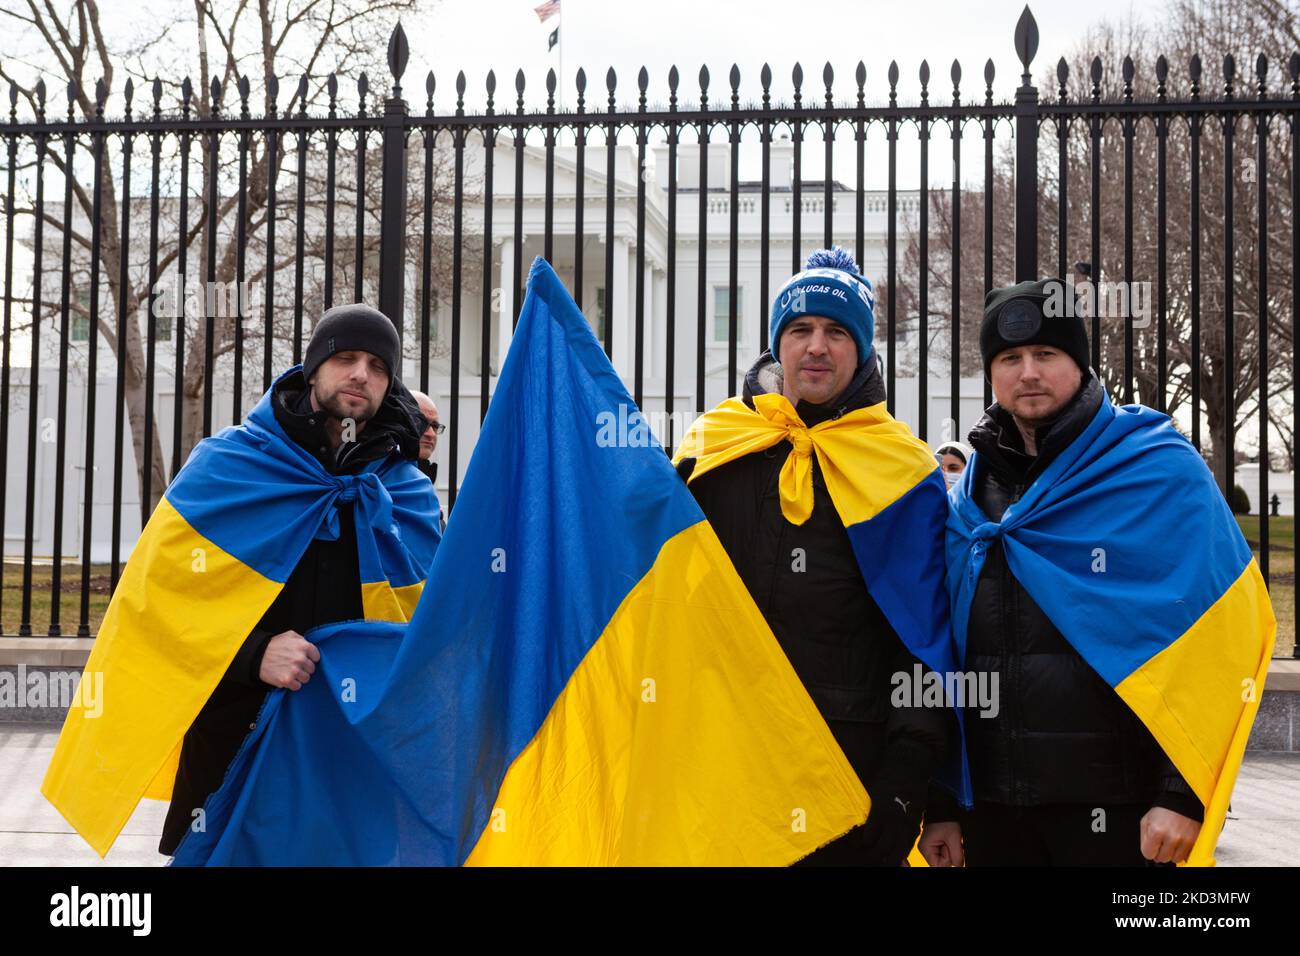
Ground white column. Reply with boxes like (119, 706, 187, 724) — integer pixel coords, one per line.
(611, 237, 631, 380)
(496, 238, 514, 374)
(642, 260, 656, 390)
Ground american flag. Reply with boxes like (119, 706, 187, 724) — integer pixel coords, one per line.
(534, 0, 560, 23)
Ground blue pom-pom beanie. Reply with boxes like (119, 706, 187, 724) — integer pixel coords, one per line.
(769, 246, 876, 364)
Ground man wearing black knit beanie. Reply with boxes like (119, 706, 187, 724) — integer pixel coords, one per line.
(918, 279, 1210, 867)
(157, 302, 436, 858)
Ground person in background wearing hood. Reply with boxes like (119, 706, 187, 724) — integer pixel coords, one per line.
(934, 441, 972, 490)
(673, 247, 958, 866)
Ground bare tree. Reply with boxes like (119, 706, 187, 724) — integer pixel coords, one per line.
(896, 0, 1298, 483)
(0, 0, 470, 518)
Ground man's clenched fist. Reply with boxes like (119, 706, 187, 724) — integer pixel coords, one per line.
(258, 630, 320, 691)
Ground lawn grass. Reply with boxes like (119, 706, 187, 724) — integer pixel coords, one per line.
(1236, 516, 1296, 659)
(2, 523, 1296, 658)
(0, 563, 111, 637)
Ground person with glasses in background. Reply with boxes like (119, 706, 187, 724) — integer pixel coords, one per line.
(409, 389, 447, 533)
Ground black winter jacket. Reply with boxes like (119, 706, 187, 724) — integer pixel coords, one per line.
(677, 352, 953, 864)
(927, 372, 1202, 823)
(159, 371, 427, 855)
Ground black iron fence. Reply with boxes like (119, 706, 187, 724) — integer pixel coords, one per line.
(1, 6, 1298, 652)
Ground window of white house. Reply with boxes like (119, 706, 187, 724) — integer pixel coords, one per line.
(71, 291, 90, 342)
(145, 289, 172, 342)
(155, 308, 173, 341)
(713, 286, 742, 344)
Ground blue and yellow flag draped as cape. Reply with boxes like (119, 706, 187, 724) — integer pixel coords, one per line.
(169, 258, 872, 866)
(947, 393, 1275, 866)
(672, 379, 970, 808)
(41, 368, 441, 858)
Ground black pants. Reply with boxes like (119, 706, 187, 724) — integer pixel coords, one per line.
(961, 802, 1171, 866)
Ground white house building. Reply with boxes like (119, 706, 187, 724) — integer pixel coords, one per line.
(4, 138, 993, 563)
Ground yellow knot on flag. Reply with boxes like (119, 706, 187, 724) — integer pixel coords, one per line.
(674, 389, 941, 530)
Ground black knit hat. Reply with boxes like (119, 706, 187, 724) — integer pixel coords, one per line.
(980, 279, 1091, 379)
(303, 304, 401, 389)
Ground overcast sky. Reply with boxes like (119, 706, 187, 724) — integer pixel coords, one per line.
(404, 0, 1154, 110)
(6, 0, 1158, 109)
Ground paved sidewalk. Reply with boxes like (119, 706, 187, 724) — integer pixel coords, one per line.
(2, 721, 1298, 866)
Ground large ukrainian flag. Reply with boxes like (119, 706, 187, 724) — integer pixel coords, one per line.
(41, 370, 440, 858)
(947, 393, 1276, 866)
(170, 258, 871, 866)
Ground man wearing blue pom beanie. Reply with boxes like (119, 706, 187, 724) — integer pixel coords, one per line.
(674, 247, 959, 866)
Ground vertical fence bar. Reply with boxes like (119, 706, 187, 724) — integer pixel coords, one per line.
(421, 77, 437, 396)
(379, 67, 410, 344)
(1292, 53, 1299, 655)
(324, 75, 339, 311)
(574, 70, 587, 311)
(983, 61, 994, 409)
(887, 62, 899, 415)
(172, 85, 192, 481)
(919, 63, 931, 442)
(951, 62, 963, 434)
(20, 110, 48, 632)
(233, 78, 251, 426)
(1121, 59, 1135, 403)
(143, 84, 162, 531)
(1222, 59, 1236, 499)
(1191, 57, 1203, 451)
(1155, 58, 1169, 413)
(1089, 59, 1102, 375)
(513, 71, 526, 329)
(419, 123, 434, 395)
(666, 69, 679, 448)
(449, 75, 465, 509)
(234, 90, 249, 424)
(1057, 61, 1069, 288)
(80, 84, 107, 637)
(727, 67, 740, 394)
(0, 99, 14, 631)
(354, 74, 368, 305)
(696, 68, 709, 413)
(855, 63, 866, 284)
(479, 102, 495, 420)
(759, 65, 771, 355)
(1013, 10, 1039, 283)
(292, 78, 309, 374)
(544, 70, 556, 263)
(792, 64, 803, 273)
(1255, 59, 1270, 583)
(823, 64, 834, 249)
(51, 97, 77, 634)
(477, 73, 494, 416)
(604, 69, 617, 355)
(636, 68, 649, 406)
(260, 85, 278, 414)
(109, 96, 133, 593)
(202, 85, 219, 439)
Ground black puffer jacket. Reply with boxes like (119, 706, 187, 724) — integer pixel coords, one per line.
(159, 371, 427, 855)
(677, 351, 953, 864)
(929, 372, 1202, 822)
